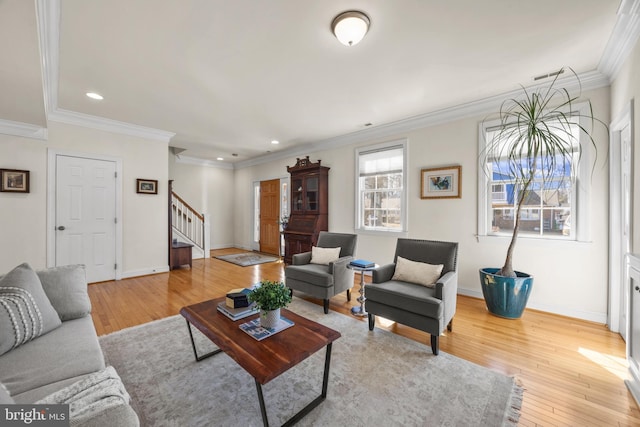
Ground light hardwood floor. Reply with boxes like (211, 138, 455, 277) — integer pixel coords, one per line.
(89, 248, 640, 426)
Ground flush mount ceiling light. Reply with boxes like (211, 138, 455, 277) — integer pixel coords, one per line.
(86, 92, 104, 100)
(271, 140, 279, 145)
(331, 11, 370, 46)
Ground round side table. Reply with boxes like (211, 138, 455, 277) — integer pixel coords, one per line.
(347, 263, 378, 317)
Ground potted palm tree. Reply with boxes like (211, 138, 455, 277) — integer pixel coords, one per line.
(479, 68, 604, 318)
(248, 280, 292, 329)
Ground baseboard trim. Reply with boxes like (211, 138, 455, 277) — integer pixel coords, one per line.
(121, 266, 170, 279)
(457, 287, 607, 324)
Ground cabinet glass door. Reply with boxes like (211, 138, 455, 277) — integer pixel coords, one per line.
(292, 178, 304, 212)
(306, 176, 318, 211)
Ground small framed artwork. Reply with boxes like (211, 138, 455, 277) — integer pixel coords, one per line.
(136, 179, 158, 194)
(420, 166, 461, 199)
(0, 169, 30, 193)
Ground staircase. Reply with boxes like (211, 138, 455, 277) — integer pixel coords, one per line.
(168, 181, 210, 267)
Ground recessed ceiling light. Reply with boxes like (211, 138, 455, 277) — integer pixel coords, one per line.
(217, 157, 224, 161)
(271, 140, 279, 145)
(86, 92, 104, 100)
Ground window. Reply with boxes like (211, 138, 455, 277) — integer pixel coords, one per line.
(478, 104, 593, 241)
(356, 141, 407, 232)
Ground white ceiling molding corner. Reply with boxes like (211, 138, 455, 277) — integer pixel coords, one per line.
(35, 0, 60, 116)
(175, 154, 234, 170)
(36, 0, 174, 144)
(48, 108, 175, 143)
(0, 118, 47, 140)
(598, 0, 640, 79)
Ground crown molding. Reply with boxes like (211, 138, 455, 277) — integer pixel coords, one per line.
(0, 119, 48, 140)
(598, 0, 640, 79)
(35, 0, 59, 115)
(48, 108, 175, 142)
(36, 0, 174, 143)
(175, 154, 234, 170)
(235, 69, 610, 169)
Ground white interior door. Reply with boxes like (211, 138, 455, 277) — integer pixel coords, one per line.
(55, 155, 117, 283)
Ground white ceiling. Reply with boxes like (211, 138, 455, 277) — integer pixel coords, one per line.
(0, 0, 629, 165)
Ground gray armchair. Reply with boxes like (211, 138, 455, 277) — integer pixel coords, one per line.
(366, 239, 458, 355)
(284, 231, 358, 314)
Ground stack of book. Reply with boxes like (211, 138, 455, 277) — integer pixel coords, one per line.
(217, 301, 257, 321)
(350, 259, 375, 268)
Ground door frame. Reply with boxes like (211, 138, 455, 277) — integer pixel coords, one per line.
(609, 100, 634, 334)
(47, 149, 123, 280)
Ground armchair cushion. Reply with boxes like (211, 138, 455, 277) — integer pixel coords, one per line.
(392, 256, 443, 288)
(310, 246, 341, 265)
(366, 280, 443, 319)
(285, 264, 334, 287)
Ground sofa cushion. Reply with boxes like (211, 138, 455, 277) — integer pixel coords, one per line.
(37, 264, 91, 321)
(392, 256, 443, 288)
(310, 246, 341, 265)
(0, 263, 62, 356)
(0, 382, 13, 404)
(0, 316, 105, 397)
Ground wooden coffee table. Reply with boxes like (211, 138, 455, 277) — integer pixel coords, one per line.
(179, 297, 341, 426)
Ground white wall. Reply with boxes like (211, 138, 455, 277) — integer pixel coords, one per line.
(611, 37, 640, 254)
(234, 86, 611, 322)
(168, 155, 235, 249)
(0, 121, 168, 278)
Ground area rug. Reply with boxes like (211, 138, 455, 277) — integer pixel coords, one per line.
(214, 252, 278, 267)
(99, 298, 522, 427)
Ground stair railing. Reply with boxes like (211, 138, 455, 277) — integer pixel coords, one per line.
(171, 191, 205, 251)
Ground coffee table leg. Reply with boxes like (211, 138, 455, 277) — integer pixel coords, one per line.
(185, 320, 222, 362)
(254, 343, 332, 427)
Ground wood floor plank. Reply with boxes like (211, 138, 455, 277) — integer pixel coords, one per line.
(88, 249, 640, 426)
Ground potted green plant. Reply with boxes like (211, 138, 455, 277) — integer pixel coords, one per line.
(248, 280, 292, 328)
(479, 68, 605, 318)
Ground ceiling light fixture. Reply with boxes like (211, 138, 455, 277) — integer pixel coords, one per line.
(271, 140, 279, 145)
(217, 157, 224, 161)
(86, 92, 104, 100)
(332, 11, 370, 47)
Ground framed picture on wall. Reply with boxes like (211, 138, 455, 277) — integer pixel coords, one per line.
(0, 169, 30, 193)
(420, 166, 461, 199)
(136, 178, 158, 194)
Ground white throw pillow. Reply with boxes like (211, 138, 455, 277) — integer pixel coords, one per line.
(310, 246, 341, 265)
(392, 256, 444, 288)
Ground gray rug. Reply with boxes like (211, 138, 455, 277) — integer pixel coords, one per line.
(99, 298, 522, 427)
(214, 252, 279, 266)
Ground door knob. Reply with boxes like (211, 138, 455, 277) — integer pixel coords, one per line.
(635, 286, 640, 292)
(57, 226, 66, 231)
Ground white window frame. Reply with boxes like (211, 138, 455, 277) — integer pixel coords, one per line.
(355, 140, 408, 234)
(477, 102, 593, 242)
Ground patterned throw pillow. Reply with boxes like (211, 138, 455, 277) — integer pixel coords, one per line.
(0, 263, 62, 356)
(392, 256, 444, 288)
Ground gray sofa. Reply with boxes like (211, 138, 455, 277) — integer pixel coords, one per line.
(0, 263, 138, 426)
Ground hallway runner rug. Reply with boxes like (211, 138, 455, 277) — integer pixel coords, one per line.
(214, 252, 278, 267)
(100, 297, 522, 426)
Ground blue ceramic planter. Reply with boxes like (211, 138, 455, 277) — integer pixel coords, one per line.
(479, 268, 533, 319)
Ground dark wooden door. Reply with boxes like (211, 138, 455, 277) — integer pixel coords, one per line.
(259, 179, 280, 255)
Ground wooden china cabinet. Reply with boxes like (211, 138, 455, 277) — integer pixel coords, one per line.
(283, 157, 329, 264)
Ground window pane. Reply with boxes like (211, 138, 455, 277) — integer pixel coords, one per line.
(357, 143, 405, 231)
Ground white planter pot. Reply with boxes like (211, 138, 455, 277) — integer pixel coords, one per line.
(260, 308, 280, 329)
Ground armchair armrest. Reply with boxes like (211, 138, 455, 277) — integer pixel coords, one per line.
(292, 251, 312, 265)
(435, 270, 458, 326)
(330, 255, 355, 293)
(372, 263, 395, 283)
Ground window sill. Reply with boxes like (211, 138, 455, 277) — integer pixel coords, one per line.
(476, 234, 592, 246)
(356, 228, 408, 238)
